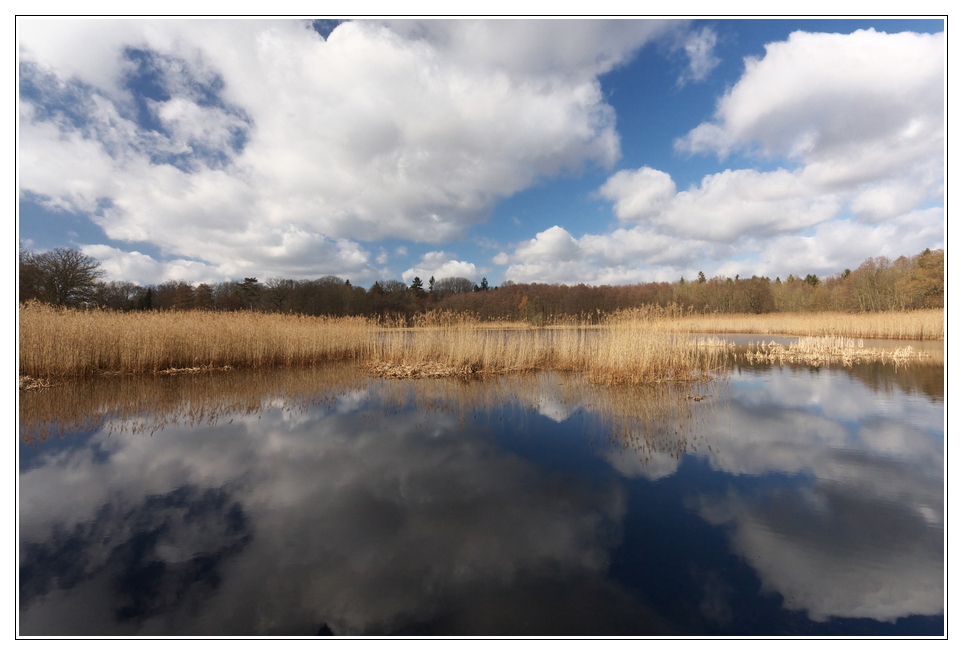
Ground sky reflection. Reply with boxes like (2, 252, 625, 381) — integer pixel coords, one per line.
(19, 361, 943, 635)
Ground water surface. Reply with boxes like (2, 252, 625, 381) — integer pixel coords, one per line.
(19, 358, 944, 636)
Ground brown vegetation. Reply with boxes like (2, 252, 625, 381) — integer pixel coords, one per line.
(19, 302, 723, 384)
(364, 319, 727, 385)
(18, 301, 372, 378)
(19, 301, 942, 385)
(652, 309, 944, 340)
(744, 336, 933, 367)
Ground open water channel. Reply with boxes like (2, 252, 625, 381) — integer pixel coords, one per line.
(18, 347, 945, 636)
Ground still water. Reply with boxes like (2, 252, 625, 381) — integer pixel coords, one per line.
(19, 357, 944, 636)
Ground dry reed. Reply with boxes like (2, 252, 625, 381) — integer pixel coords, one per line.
(744, 336, 933, 367)
(363, 322, 727, 384)
(20, 303, 727, 385)
(652, 309, 943, 340)
(19, 302, 939, 384)
(19, 302, 372, 378)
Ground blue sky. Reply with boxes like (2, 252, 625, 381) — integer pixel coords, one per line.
(18, 18, 945, 287)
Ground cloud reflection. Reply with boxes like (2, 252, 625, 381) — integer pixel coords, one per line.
(20, 386, 661, 635)
(689, 365, 943, 623)
(18, 361, 943, 632)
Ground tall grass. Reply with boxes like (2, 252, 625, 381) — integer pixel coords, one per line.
(652, 309, 944, 340)
(20, 303, 724, 384)
(744, 336, 934, 367)
(19, 302, 372, 377)
(20, 303, 940, 383)
(364, 306, 727, 384)
(365, 325, 722, 384)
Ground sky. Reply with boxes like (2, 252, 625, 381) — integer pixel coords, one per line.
(17, 17, 946, 288)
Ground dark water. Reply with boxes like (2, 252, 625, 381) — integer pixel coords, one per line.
(18, 359, 944, 636)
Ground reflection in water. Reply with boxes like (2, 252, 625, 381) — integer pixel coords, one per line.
(19, 365, 708, 466)
(688, 363, 943, 625)
(19, 359, 943, 635)
(731, 358, 944, 402)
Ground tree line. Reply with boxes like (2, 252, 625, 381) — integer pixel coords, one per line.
(19, 245, 943, 320)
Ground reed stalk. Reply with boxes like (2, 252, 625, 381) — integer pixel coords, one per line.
(19, 302, 940, 384)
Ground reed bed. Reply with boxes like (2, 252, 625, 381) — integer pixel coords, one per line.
(19, 302, 373, 378)
(21, 303, 727, 385)
(744, 336, 933, 367)
(364, 322, 727, 385)
(21, 303, 936, 384)
(650, 309, 944, 340)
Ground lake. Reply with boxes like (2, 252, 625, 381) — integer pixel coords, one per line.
(18, 352, 945, 636)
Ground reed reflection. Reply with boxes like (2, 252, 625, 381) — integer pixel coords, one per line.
(730, 357, 944, 402)
(20, 365, 710, 468)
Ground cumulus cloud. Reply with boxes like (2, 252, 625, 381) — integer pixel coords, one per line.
(504, 28, 944, 283)
(402, 250, 481, 283)
(499, 224, 731, 285)
(677, 29, 944, 165)
(598, 166, 676, 221)
(18, 19, 672, 283)
(81, 244, 226, 285)
(386, 19, 672, 80)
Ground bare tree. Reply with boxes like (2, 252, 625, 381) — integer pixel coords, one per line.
(432, 277, 475, 298)
(92, 280, 145, 310)
(378, 279, 408, 293)
(20, 247, 103, 306)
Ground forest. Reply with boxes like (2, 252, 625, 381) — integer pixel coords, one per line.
(19, 246, 944, 323)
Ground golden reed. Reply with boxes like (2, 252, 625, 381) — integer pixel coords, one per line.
(19, 302, 373, 377)
(19, 303, 941, 383)
(19, 303, 723, 384)
(653, 309, 944, 340)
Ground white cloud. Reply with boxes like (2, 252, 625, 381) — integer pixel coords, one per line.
(82, 230, 377, 285)
(501, 28, 944, 284)
(678, 26, 720, 84)
(19, 19, 672, 281)
(402, 250, 480, 283)
(611, 29, 942, 238)
(499, 204, 942, 285)
(385, 19, 674, 80)
(755, 207, 944, 277)
(501, 224, 729, 285)
(676, 28, 944, 172)
(601, 166, 842, 241)
(598, 166, 676, 221)
(81, 244, 226, 285)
